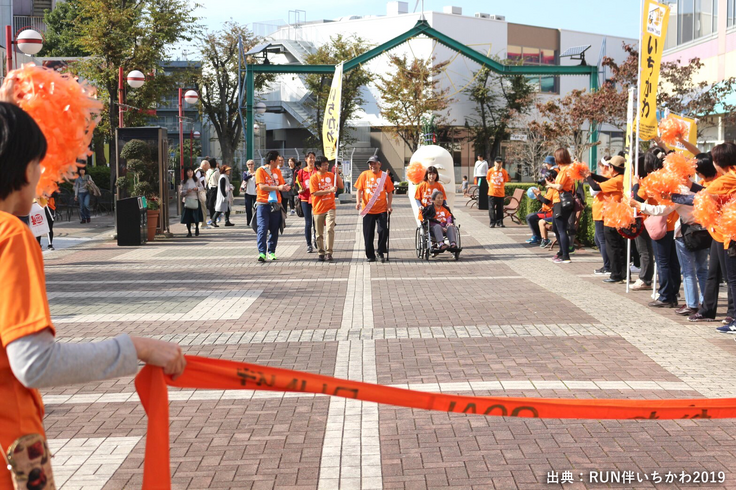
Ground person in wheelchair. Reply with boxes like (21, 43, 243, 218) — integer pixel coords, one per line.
(421, 190, 458, 251)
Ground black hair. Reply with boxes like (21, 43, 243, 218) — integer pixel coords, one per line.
(183, 167, 195, 179)
(712, 142, 736, 169)
(463, 175, 467, 179)
(306, 151, 316, 158)
(695, 152, 717, 178)
(644, 147, 665, 174)
(423, 165, 439, 182)
(636, 154, 648, 179)
(315, 155, 329, 166)
(494, 157, 504, 163)
(617, 151, 626, 158)
(266, 150, 280, 165)
(545, 169, 558, 182)
(0, 102, 48, 200)
(207, 157, 218, 167)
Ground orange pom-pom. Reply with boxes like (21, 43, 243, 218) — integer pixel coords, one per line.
(717, 198, 736, 241)
(568, 161, 589, 181)
(659, 117, 689, 146)
(406, 161, 426, 185)
(638, 168, 683, 205)
(663, 152, 696, 180)
(692, 191, 720, 229)
(602, 197, 635, 229)
(11, 63, 103, 197)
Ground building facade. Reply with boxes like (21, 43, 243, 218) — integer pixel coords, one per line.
(662, 0, 736, 148)
(253, 3, 635, 181)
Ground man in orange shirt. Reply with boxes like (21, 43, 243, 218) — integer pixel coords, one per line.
(487, 157, 510, 228)
(255, 150, 289, 262)
(310, 156, 343, 262)
(0, 101, 185, 489)
(355, 156, 395, 263)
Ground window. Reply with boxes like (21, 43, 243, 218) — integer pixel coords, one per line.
(729, 0, 736, 27)
(507, 46, 558, 94)
(671, 0, 719, 46)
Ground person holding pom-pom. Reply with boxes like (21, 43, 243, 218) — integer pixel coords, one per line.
(585, 156, 627, 283)
(545, 148, 575, 264)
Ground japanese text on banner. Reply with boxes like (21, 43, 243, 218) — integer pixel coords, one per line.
(638, 0, 670, 140)
(322, 62, 343, 161)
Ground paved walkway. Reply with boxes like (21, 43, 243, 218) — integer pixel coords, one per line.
(40, 195, 736, 489)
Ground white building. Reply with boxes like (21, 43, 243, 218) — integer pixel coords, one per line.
(252, 3, 636, 181)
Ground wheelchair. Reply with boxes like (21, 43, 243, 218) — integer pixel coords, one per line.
(414, 218, 462, 261)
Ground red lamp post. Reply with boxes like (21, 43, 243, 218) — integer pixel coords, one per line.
(178, 89, 199, 182)
(119, 69, 145, 128)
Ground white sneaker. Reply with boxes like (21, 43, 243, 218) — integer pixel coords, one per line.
(290, 210, 296, 215)
(630, 279, 652, 291)
(630, 265, 641, 274)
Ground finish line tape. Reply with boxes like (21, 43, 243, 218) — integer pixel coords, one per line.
(135, 356, 731, 489)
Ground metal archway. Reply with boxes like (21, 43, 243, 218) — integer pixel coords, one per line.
(238, 19, 599, 164)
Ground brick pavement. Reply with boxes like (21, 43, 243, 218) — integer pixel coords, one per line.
(36, 195, 736, 489)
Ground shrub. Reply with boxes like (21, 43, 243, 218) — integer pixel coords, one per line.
(86, 165, 111, 190)
(231, 179, 241, 197)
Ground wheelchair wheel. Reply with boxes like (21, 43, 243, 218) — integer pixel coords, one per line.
(414, 227, 423, 259)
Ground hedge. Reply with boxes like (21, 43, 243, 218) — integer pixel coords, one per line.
(503, 183, 596, 247)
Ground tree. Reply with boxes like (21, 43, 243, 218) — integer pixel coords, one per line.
(504, 104, 552, 179)
(375, 54, 453, 154)
(40, 0, 90, 57)
(197, 22, 272, 166)
(53, 0, 198, 165)
(533, 89, 600, 162)
(464, 65, 534, 159)
(304, 35, 374, 152)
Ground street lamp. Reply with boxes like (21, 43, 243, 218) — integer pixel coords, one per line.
(118, 68, 145, 128)
(255, 101, 267, 114)
(5, 27, 43, 74)
(178, 88, 199, 183)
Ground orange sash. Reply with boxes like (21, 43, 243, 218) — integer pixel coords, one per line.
(135, 356, 735, 488)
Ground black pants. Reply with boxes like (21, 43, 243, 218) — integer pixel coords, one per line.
(489, 196, 505, 225)
(245, 194, 256, 226)
(212, 210, 230, 223)
(604, 226, 626, 280)
(552, 207, 572, 260)
(363, 212, 388, 259)
(634, 228, 654, 284)
(206, 187, 217, 219)
(700, 240, 734, 318)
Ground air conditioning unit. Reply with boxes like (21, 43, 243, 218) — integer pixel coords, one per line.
(488, 14, 506, 21)
(475, 13, 491, 19)
(443, 6, 462, 15)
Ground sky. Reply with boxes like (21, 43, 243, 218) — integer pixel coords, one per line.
(189, 0, 641, 42)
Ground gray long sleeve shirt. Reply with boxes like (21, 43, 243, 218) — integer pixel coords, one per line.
(7, 329, 138, 389)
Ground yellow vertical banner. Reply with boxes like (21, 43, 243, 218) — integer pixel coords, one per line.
(322, 62, 344, 161)
(667, 113, 698, 157)
(638, 0, 670, 140)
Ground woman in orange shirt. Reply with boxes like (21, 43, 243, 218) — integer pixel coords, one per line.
(545, 148, 575, 263)
(0, 101, 185, 489)
(414, 166, 447, 208)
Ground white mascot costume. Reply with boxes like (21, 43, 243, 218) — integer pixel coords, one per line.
(405, 145, 456, 226)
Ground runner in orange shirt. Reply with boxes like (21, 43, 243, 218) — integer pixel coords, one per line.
(310, 156, 343, 262)
(0, 101, 185, 489)
(486, 157, 510, 227)
(355, 156, 394, 263)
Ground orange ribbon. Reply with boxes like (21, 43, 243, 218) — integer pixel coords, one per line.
(135, 356, 735, 489)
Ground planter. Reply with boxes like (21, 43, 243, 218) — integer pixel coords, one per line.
(146, 209, 159, 242)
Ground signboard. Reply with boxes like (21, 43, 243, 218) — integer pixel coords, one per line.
(668, 113, 698, 157)
(510, 133, 528, 142)
(322, 62, 344, 161)
(637, 0, 670, 140)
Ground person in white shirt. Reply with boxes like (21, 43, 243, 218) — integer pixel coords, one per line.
(473, 155, 488, 185)
(195, 160, 210, 229)
(205, 158, 220, 224)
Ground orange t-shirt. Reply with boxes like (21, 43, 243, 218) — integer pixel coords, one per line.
(541, 188, 557, 213)
(704, 171, 736, 244)
(486, 168, 510, 197)
(0, 211, 55, 485)
(310, 171, 337, 215)
(255, 167, 285, 203)
(432, 205, 452, 225)
(355, 170, 395, 215)
(592, 174, 624, 222)
(552, 165, 574, 203)
(414, 181, 447, 207)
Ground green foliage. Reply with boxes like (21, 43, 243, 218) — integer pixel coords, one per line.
(86, 166, 111, 190)
(375, 55, 453, 154)
(304, 35, 374, 151)
(40, 0, 90, 57)
(465, 66, 534, 158)
(394, 182, 409, 194)
(198, 22, 272, 165)
(231, 179, 241, 197)
(118, 139, 160, 205)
